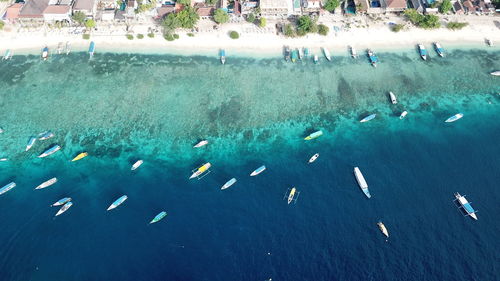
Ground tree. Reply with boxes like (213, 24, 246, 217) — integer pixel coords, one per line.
(84, 19, 96, 29)
(391, 23, 404, 32)
(284, 24, 296, 37)
(214, 8, 229, 24)
(318, 24, 329, 36)
(420, 14, 440, 29)
(72, 11, 86, 25)
(439, 0, 452, 13)
(447, 21, 468, 30)
(177, 0, 190, 5)
(176, 7, 199, 28)
(404, 9, 423, 25)
(323, 0, 340, 12)
(229, 31, 239, 39)
(297, 15, 317, 34)
(163, 12, 181, 32)
(0, 20, 4, 30)
(259, 17, 266, 28)
(247, 13, 255, 23)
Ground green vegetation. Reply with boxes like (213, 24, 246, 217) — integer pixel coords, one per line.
(126, 34, 134, 40)
(147, 32, 155, 38)
(247, 13, 255, 23)
(72, 11, 86, 25)
(137, 0, 157, 13)
(164, 33, 175, 41)
(82, 33, 90, 40)
(137, 33, 144, 39)
(162, 7, 199, 34)
(0, 20, 4, 30)
(392, 23, 404, 32)
(493, 0, 500, 9)
(259, 18, 267, 28)
(205, 0, 217, 4)
(284, 23, 296, 37)
(177, 0, 190, 5)
(173, 34, 179, 39)
(323, 0, 340, 12)
(439, 0, 452, 13)
(84, 19, 96, 29)
(447, 21, 468, 30)
(297, 15, 318, 35)
(404, 9, 440, 29)
(229, 31, 239, 39)
(214, 8, 229, 24)
(318, 24, 329, 36)
(187, 32, 195, 37)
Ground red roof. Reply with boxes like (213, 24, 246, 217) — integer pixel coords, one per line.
(6, 3, 23, 19)
(195, 6, 214, 16)
(43, 5, 71, 14)
(385, 0, 406, 9)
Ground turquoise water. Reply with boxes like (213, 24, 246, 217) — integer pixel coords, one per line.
(0, 47, 499, 280)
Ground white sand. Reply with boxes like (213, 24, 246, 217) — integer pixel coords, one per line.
(1, 15, 499, 56)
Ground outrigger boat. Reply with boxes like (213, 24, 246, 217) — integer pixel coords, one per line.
(88, 41, 95, 58)
(434, 42, 445, 57)
(349, 46, 358, 58)
(219, 49, 226, 65)
(284, 46, 291, 62)
(418, 44, 427, 60)
(250, 165, 266, 176)
(308, 153, 319, 163)
(377, 222, 389, 238)
(354, 167, 371, 198)
(190, 162, 211, 179)
(26, 137, 37, 151)
(490, 71, 500, 76)
(389, 91, 397, 104)
(131, 160, 143, 170)
(57, 42, 63, 54)
(150, 211, 167, 224)
(313, 55, 319, 64)
(55, 202, 73, 216)
(51, 197, 71, 207)
(291, 49, 299, 63)
(38, 145, 61, 158)
(0, 182, 16, 195)
(41, 46, 49, 61)
(360, 114, 376, 123)
(322, 47, 331, 61)
(298, 48, 304, 60)
(3, 49, 12, 60)
(304, 130, 323, 140)
(485, 38, 493, 47)
(38, 131, 54, 140)
(65, 41, 71, 55)
(445, 113, 463, 123)
(0, 158, 7, 161)
(367, 49, 378, 67)
(284, 187, 300, 204)
(72, 152, 88, 162)
(454, 192, 478, 220)
(107, 195, 128, 211)
(399, 111, 408, 119)
(221, 178, 237, 190)
(304, 48, 310, 57)
(194, 140, 208, 148)
(35, 177, 57, 190)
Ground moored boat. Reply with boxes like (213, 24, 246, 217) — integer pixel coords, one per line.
(107, 195, 128, 211)
(194, 140, 208, 148)
(485, 38, 493, 47)
(26, 137, 37, 151)
(221, 178, 237, 190)
(399, 111, 408, 119)
(55, 202, 73, 216)
(490, 71, 500, 76)
(88, 41, 95, 58)
(0, 182, 16, 195)
(284, 187, 300, 204)
(389, 91, 397, 104)
(308, 153, 319, 163)
(354, 167, 371, 198)
(131, 160, 144, 170)
(434, 42, 444, 57)
(0, 158, 7, 161)
(65, 41, 71, 55)
(3, 49, 12, 60)
(250, 165, 266, 176)
(367, 49, 378, 67)
(304, 130, 323, 140)
(313, 55, 319, 64)
(38, 131, 54, 140)
(57, 42, 63, 54)
(291, 49, 299, 63)
(284, 46, 291, 62)
(298, 48, 304, 60)
(38, 145, 61, 158)
(219, 49, 226, 65)
(51, 197, 71, 207)
(360, 114, 376, 123)
(445, 113, 463, 123)
(377, 222, 389, 238)
(150, 211, 167, 224)
(72, 152, 88, 162)
(304, 48, 310, 57)
(350, 46, 357, 58)
(454, 192, 477, 220)
(190, 162, 211, 179)
(41, 47, 49, 60)
(418, 44, 427, 60)
(322, 47, 331, 61)
(35, 177, 57, 190)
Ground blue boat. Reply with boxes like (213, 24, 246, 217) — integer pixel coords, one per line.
(0, 182, 16, 195)
(51, 197, 72, 207)
(434, 42, 444, 57)
(304, 48, 310, 57)
(107, 195, 128, 211)
(367, 49, 378, 67)
(3, 49, 12, 60)
(291, 49, 299, 63)
(38, 145, 61, 158)
(150, 211, 168, 224)
(250, 165, 266, 176)
(219, 49, 226, 65)
(38, 131, 54, 140)
(360, 114, 376, 123)
(454, 192, 477, 220)
(89, 41, 95, 58)
(41, 47, 49, 60)
(418, 44, 427, 60)
(221, 178, 237, 190)
(26, 136, 37, 151)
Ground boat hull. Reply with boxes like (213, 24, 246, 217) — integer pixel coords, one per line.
(131, 160, 144, 170)
(55, 202, 73, 216)
(107, 195, 128, 211)
(250, 165, 266, 176)
(221, 178, 237, 190)
(354, 167, 371, 198)
(38, 145, 61, 158)
(150, 211, 167, 224)
(0, 182, 16, 195)
(360, 114, 376, 123)
(35, 178, 57, 190)
(445, 113, 464, 123)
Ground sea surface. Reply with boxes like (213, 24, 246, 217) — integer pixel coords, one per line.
(0, 46, 499, 281)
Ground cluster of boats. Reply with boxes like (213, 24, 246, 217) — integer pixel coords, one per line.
(38, 41, 95, 61)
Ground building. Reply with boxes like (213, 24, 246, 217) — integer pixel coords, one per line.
(18, 0, 51, 20)
(4, 3, 24, 23)
(385, 0, 407, 12)
(354, 0, 368, 13)
(73, 0, 96, 17)
(410, 0, 425, 12)
(302, 0, 321, 13)
(452, 0, 465, 14)
(194, 3, 214, 18)
(43, 4, 72, 21)
(155, 4, 175, 19)
(259, 0, 293, 17)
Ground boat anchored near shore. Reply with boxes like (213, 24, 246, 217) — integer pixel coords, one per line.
(190, 162, 211, 179)
(445, 113, 463, 123)
(250, 165, 266, 176)
(194, 140, 208, 148)
(150, 211, 167, 224)
(304, 130, 323, 140)
(38, 145, 61, 158)
(131, 160, 143, 170)
(389, 91, 397, 104)
(72, 152, 88, 162)
(322, 47, 331, 61)
(490, 71, 500, 76)
(284, 187, 300, 204)
(107, 195, 128, 211)
(308, 153, 319, 163)
(0, 182, 16, 195)
(454, 192, 477, 220)
(354, 167, 371, 198)
(418, 44, 427, 60)
(360, 114, 376, 123)
(51, 197, 71, 207)
(434, 42, 445, 57)
(377, 222, 389, 239)
(221, 178, 237, 190)
(35, 177, 57, 190)
(55, 202, 73, 216)
(26, 137, 37, 151)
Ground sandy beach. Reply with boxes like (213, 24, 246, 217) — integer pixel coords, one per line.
(1, 14, 499, 56)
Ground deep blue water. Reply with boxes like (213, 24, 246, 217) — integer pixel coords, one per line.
(0, 47, 499, 280)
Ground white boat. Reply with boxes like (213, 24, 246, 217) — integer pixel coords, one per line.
(486, 38, 493, 47)
(349, 46, 357, 58)
(0, 182, 16, 195)
(354, 167, 371, 198)
(313, 55, 319, 64)
(454, 192, 478, 220)
(65, 41, 71, 55)
(221, 178, 237, 190)
(360, 114, 376, 123)
(322, 47, 331, 61)
(51, 197, 71, 207)
(26, 137, 37, 151)
(107, 195, 128, 211)
(284, 187, 300, 204)
(131, 160, 143, 170)
(434, 42, 445, 57)
(418, 44, 427, 60)
(55, 202, 73, 216)
(38, 131, 54, 140)
(0, 158, 7, 161)
(0, 127, 3, 133)
(3, 49, 12, 60)
(35, 177, 57, 190)
(399, 111, 408, 119)
(445, 113, 463, 123)
(41, 47, 49, 61)
(308, 153, 319, 163)
(377, 222, 389, 238)
(194, 140, 208, 148)
(189, 162, 211, 179)
(298, 48, 304, 60)
(389, 92, 397, 104)
(250, 165, 266, 176)
(490, 71, 500, 76)
(57, 42, 63, 55)
(38, 145, 61, 158)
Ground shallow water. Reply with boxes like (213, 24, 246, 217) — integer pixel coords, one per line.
(0, 46, 499, 281)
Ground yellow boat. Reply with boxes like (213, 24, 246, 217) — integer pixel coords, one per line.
(71, 152, 88, 162)
(189, 162, 211, 179)
(304, 130, 323, 140)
